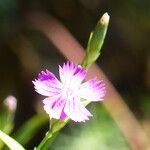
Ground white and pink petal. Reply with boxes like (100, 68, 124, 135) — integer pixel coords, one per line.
(64, 97, 92, 122)
(33, 70, 61, 96)
(79, 78, 106, 101)
(59, 61, 87, 87)
(43, 97, 66, 119)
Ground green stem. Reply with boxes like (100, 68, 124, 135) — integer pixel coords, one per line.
(34, 119, 68, 150)
(34, 131, 52, 150)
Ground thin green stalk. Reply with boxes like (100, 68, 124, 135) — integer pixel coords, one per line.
(34, 131, 52, 150)
(34, 118, 69, 150)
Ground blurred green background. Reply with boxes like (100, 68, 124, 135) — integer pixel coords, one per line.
(0, 0, 150, 149)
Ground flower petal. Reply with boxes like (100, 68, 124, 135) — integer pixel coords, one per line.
(64, 97, 92, 122)
(43, 97, 66, 119)
(79, 78, 106, 101)
(59, 61, 87, 87)
(33, 70, 61, 96)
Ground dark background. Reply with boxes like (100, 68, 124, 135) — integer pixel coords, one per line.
(0, 0, 150, 149)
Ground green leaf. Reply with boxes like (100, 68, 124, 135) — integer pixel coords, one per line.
(82, 13, 110, 68)
(13, 113, 48, 146)
(0, 109, 14, 149)
(0, 130, 25, 150)
(0, 96, 17, 149)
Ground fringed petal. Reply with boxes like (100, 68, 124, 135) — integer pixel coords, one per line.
(64, 97, 92, 122)
(59, 61, 87, 88)
(79, 78, 106, 101)
(33, 70, 61, 96)
(43, 97, 66, 119)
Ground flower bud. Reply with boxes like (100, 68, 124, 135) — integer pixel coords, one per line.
(4, 95, 17, 112)
(82, 12, 110, 68)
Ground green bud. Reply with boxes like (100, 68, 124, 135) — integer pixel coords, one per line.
(82, 13, 110, 68)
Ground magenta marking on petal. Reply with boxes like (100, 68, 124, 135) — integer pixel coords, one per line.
(43, 97, 66, 120)
(38, 70, 57, 81)
(60, 110, 67, 119)
(33, 69, 62, 96)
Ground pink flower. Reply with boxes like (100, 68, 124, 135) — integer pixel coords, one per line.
(33, 61, 106, 122)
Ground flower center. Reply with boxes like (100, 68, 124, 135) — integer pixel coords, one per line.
(62, 86, 78, 99)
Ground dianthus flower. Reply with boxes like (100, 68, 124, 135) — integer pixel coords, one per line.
(33, 61, 106, 122)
